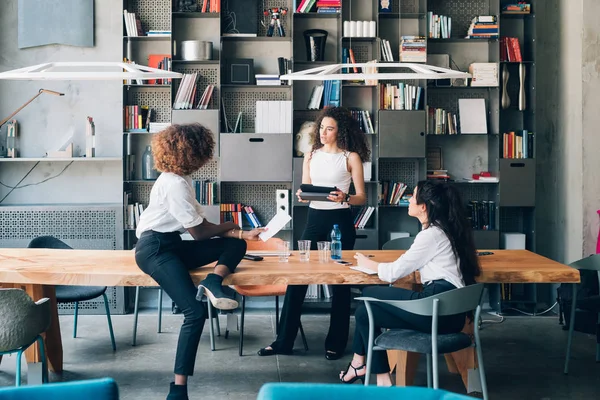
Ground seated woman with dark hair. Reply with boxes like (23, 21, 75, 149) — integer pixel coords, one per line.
(338, 180, 481, 387)
(134, 123, 265, 400)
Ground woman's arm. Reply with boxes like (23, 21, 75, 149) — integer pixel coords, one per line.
(187, 221, 266, 241)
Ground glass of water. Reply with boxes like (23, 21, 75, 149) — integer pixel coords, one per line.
(298, 240, 311, 262)
(278, 241, 290, 263)
(317, 241, 331, 263)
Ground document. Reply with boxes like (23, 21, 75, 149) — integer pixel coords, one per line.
(350, 266, 378, 275)
(258, 210, 292, 242)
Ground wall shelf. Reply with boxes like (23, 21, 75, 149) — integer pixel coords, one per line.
(172, 12, 220, 18)
(0, 157, 122, 162)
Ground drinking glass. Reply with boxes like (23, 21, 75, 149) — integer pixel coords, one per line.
(298, 240, 311, 262)
(278, 241, 290, 263)
(317, 241, 331, 263)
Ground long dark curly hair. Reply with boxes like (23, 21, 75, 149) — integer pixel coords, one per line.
(415, 180, 481, 285)
(311, 107, 371, 162)
(152, 123, 215, 176)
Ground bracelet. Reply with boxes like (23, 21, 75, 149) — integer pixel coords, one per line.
(238, 229, 243, 240)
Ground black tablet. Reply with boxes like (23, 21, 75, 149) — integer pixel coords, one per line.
(299, 184, 337, 202)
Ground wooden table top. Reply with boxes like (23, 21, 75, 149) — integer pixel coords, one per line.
(0, 248, 579, 287)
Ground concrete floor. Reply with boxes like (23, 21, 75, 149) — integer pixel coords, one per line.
(0, 310, 598, 399)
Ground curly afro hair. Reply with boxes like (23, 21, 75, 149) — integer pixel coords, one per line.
(151, 123, 215, 176)
(311, 107, 371, 162)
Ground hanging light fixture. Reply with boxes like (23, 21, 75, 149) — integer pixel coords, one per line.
(0, 62, 182, 81)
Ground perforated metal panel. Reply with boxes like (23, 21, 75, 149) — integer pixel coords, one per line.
(221, 89, 291, 132)
(378, 160, 418, 188)
(428, 0, 491, 37)
(455, 183, 497, 202)
(190, 159, 220, 181)
(173, 65, 220, 110)
(345, 43, 372, 63)
(392, 0, 420, 13)
(129, 91, 171, 123)
(0, 205, 126, 315)
(129, 0, 171, 32)
(221, 182, 291, 224)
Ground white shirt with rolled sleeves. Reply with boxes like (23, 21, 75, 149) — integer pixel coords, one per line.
(377, 225, 465, 289)
(135, 172, 205, 238)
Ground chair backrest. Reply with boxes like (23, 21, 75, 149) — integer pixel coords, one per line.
(28, 236, 72, 250)
(570, 254, 600, 272)
(0, 289, 51, 352)
(382, 237, 415, 250)
(246, 237, 282, 251)
(257, 382, 473, 399)
(0, 377, 119, 399)
(357, 283, 484, 317)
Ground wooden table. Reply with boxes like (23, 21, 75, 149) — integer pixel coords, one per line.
(0, 248, 579, 388)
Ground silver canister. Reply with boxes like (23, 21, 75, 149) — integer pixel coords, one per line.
(180, 40, 212, 61)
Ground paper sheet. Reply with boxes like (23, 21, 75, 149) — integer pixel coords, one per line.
(258, 210, 292, 241)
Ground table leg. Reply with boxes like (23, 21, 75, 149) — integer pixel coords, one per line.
(389, 350, 421, 386)
(22, 284, 63, 373)
(444, 317, 477, 389)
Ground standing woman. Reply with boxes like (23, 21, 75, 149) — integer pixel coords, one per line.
(258, 106, 371, 360)
(134, 124, 265, 400)
(338, 180, 480, 386)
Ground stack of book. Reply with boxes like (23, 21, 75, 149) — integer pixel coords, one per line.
(502, 130, 534, 159)
(469, 63, 498, 87)
(467, 16, 498, 39)
(380, 83, 424, 110)
(123, 10, 143, 36)
(220, 204, 263, 229)
(173, 73, 199, 110)
(502, 3, 531, 14)
(399, 36, 426, 62)
(306, 80, 340, 110)
(427, 107, 458, 135)
(427, 13, 452, 38)
(468, 200, 496, 230)
(255, 74, 281, 86)
(193, 180, 218, 205)
(316, 0, 340, 13)
(200, 0, 220, 13)
(349, 109, 375, 134)
(353, 206, 375, 229)
(427, 170, 451, 180)
(380, 39, 394, 61)
(500, 37, 523, 62)
(380, 181, 408, 206)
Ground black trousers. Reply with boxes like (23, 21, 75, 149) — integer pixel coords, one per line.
(271, 207, 356, 353)
(353, 280, 466, 374)
(134, 230, 246, 376)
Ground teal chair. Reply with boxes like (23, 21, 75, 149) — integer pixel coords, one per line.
(359, 283, 488, 400)
(563, 254, 600, 374)
(0, 289, 51, 386)
(0, 377, 119, 399)
(382, 237, 415, 250)
(257, 383, 473, 399)
(27, 236, 116, 352)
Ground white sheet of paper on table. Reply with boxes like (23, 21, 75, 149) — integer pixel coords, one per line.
(258, 210, 292, 241)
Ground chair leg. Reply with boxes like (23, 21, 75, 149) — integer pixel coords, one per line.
(132, 286, 140, 346)
(207, 300, 215, 351)
(432, 351, 439, 389)
(37, 336, 48, 383)
(564, 284, 578, 374)
(73, 301, 79, 338)
(299, 321, 309, 351)
(215, 309, 221, 337)
(239, 296, 246, 356)
(426, 354, 432, 388)
(475, 344, 489, 400)
(157, 288, 163, 333)
(102, 293, 117, 352)
(275, 296, 280, 335)
(15, 349, 23, 386)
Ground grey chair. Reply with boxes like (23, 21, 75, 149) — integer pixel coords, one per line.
(563, 254, 600, 374)
(358, 283, 488, 400)
(0, 288, 51, 386)
(27, 236, 116, 352)
(382, 237, 415, 250)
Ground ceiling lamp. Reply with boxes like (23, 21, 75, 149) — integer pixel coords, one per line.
(280, 62, 470, 82)
(0, 62, 182, 81)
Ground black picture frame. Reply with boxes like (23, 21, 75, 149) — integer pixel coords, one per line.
(223, 58, 255, 85)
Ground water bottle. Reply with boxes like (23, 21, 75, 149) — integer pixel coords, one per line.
(142, 145, 159, 180)
(330, 224, 342, 260)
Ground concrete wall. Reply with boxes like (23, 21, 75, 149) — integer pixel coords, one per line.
(0, 0, 122, 205)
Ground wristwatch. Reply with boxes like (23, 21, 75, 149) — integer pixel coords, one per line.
(343, 193, 351, 204)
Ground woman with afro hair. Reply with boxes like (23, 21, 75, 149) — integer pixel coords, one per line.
(258, 106, 370, 361)
(134, 124, 264, 400)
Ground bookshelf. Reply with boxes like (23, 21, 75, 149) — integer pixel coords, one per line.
(120, 0, 538, 310)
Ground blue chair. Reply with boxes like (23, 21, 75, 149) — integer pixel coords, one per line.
(27, 236, 116, 352)
(0, 289, 51, 386)
(257, 383, 473, 399)
(563, 254, 600, 374)
(359, 283, 488, 399)
(0, 377, 119, 399)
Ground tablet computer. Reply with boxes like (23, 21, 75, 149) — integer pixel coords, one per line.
(299, 184, 337, 202)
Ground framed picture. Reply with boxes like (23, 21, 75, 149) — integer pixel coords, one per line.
(223, 58, 255, 85)
(379, 0, 392, 13)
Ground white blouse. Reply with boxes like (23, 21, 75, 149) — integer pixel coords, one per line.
(378, 225, 465, 289)
(136, 172, 205, 238)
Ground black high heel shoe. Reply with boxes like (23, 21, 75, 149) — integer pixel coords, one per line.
(325, 350, 343, 360)
(340, 362, 366, 384)
(257, 346, 293, 356)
